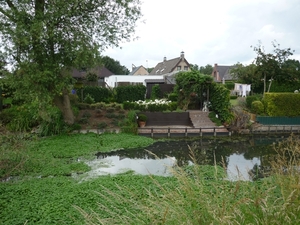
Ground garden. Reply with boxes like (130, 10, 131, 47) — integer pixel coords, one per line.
(1, 70, 300, 224)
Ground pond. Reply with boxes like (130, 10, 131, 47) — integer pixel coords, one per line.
(80, 135, 290, 181)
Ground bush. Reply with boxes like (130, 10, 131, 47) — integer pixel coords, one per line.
(83, 93, 95, 104)
(168, 93, 178, 102)
(97, 122, 108, 129)
(251, 100, 264, 115)
(151, 84, 161, 99)
(246, 95, 262, 109)
(115, 85, 146, 103)
(137, 113, 147, 122)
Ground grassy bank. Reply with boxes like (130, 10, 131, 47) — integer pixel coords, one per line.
(1, 133, 300, 224)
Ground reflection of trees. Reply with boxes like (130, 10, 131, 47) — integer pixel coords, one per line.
(95, 137, 282, 170)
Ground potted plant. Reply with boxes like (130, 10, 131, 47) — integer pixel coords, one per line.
(137, 113, 147, 127)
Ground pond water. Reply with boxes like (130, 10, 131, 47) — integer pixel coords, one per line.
(81, 135, 290, 181)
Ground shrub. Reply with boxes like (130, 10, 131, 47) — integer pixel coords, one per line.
(230, 95, 238, 99)
(168, 93, 178, 102)
(106, 107, 115, 113)
(115, 85, 146, 103)
(151, 84, 161, 99)
(137, 113, 147, 122)
(251, 100, 264, 115)
(83, 93, 95, 104)
(97, 122, 108, 129)
(246, 95, 262, 109)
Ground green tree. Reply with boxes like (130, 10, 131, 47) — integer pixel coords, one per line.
(190, 64, 213, 75)
(231, 63, 263, 93)
(252, 41, 294, 94)
(100, 56, 130, 75)
(0, 0, 141, 124)
(199, 64, 213, 75)
(279, 59, 300, 82)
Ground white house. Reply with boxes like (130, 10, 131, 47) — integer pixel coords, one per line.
(104, 75, 164, 88)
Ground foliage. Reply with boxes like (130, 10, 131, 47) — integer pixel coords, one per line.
(79, 86, 111, 103)
(137, 113, 147, 122)
(174, 70, 213, 110)
(224, 81, 235, 90)
(191, 64, 213, 75)
(115, 85, 146, 103)
(251, 100, 264, 115)
(0, 0, 142, 124)
(252, 41, 295, 93)
(209, 83, 233, 123)
(1, 134, 300, 224)
(263, 92, 300, 116)
(83, 93, 95, 104)
(269, 80, 300, 93)
(100, 56, 129, 75)
(168, 92, 178, 102)
(231, 63, 263, 93)
(119, 110, 138, 134)
(151, 84, 161, 100)
(246, 95, 261, 109)
(208, 112, 222, 126)
(0, 105, 38, 132)
(85, 72, 98, 82)
(199, 64, 213, 75)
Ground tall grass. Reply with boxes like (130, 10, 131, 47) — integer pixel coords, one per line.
(79, 135, 300, 224)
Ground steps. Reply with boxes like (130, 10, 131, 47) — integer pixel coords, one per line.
(188, 110, 216, 128)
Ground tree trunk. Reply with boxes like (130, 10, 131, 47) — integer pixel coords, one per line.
(53, 90, 74, 125)
(267, 77, 273, 92)
(263, 73, 266, 95)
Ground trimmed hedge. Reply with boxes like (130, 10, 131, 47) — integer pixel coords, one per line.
(115, 85, 146, 103)
(76, 87, 111, 103)
(264, 92, 300, 116)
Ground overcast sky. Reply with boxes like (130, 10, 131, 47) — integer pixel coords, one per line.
(103, 0, 300, 72)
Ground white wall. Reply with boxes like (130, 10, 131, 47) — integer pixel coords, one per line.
(104, 75, 164, 88)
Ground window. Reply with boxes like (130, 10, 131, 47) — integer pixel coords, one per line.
(177, 66, 181, 71)
(184, 66, 188, 71)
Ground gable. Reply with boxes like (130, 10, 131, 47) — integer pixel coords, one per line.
(130, 65, 149, 75)
(212, 64, 234, 82)
(150, 57, 190, 75)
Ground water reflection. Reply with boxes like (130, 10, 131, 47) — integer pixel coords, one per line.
(83, 136, 289, 181)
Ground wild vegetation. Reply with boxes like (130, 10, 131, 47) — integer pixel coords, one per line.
(1, 132, 300, 224)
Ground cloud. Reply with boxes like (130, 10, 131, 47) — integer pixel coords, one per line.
(102, 0, 300, 71)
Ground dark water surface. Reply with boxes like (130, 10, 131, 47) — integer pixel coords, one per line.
(83, 135, 291, 181)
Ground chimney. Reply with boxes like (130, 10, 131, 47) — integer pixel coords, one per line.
(163, 56, 167, 62)
(180, 51, 185, 59)
(132, 64, 136, 71)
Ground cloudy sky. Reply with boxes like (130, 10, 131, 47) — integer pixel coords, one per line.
(103, 0, 300, 72)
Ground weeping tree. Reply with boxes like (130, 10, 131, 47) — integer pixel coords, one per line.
(0, 0, 142, 124)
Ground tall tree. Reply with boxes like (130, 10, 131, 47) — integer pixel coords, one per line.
(100, 56, 129, 75)
(252, 41, 294, 93)
(199, 64, 213, 75)
(0, 0, 142, 124)
(230, 63, 263, 93)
